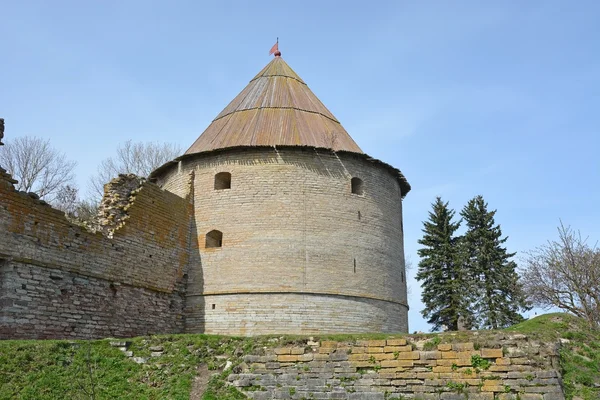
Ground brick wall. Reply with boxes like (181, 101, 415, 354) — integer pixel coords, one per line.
(155, 147, 409, 335)
(228, 335, 564, 399)
(0, 167, 194, 339)
(1, 144, 409, 338)
(187, 293, 406, 336)
(0, 261, 185, 339)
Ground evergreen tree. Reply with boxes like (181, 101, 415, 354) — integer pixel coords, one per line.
(416, 197, 468, 331)
(460, 195, 530, 329)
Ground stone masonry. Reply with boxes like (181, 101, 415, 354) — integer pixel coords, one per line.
(0, 145, 410, 338)
(0, 166, 194, 339)
(228, 334, 564, 400)
(153, 146, 409, 335)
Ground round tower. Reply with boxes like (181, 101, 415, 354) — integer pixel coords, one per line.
(151, 54, 410, 335)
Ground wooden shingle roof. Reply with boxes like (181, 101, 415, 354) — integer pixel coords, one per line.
(185, 56, 363, 155)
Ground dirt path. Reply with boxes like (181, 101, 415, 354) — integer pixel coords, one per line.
(189, 364, 209, 399)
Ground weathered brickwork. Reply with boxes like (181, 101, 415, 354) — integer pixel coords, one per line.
(0, 261, 184, 339)
(0, 166, 194, 339)
(187, 293, 407, 336)
(154, 147, 409, 335)
(228, 335, 565, 399)
(1, 144, 408, 338)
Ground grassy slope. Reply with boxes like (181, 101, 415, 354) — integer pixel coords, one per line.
(0, 335, 254, 400)
(0, 313, 598, 400)
(506, 313, 600, 400)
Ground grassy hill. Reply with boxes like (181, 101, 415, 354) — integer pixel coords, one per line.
(0, 313, 598, 400)
(506, 313, 600, 400)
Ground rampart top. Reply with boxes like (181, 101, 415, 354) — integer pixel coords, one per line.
(185, 56, 363, 154)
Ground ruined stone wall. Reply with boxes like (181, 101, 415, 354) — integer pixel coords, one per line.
(0, 167, 194, 339)
(228, 334, 564, 400)
(0, 261, 185, 339)
(156, 147, 408, 335)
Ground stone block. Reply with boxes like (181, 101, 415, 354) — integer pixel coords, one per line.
(366, 340, 386, 347)
(277, 355, 298, 362)
(349, 354, 370, 361)
(421, 351, 442, 360)
(481, 385, 505, 393)
(452, 343, 474, 351)
(348, 393, 384, 400)
(380, 360, 402, 368)
(519, 395, 543, 400)
(438, 344, 452, 351)
(329, 352, 349, 361)
(298, 353, 314, 362)
(542, 393, 565, 400)
(386, 339, 407, 346)
(367, 347, 384, 353)
(489, 365, 511, 372)
(468, 394, 494, 400)
(535, 371, 558, 379)
(496, 357, 511, 365)
(483, 379, 500, 386)
(523, 386, 562, 394)
(441, 351, 458, 359)
(373, 353, 395, 361)
(441, 394, 468, 400)
(451, 358, 471, 367)
(481, 348, 503, 358)
(396, 351, 420, 360)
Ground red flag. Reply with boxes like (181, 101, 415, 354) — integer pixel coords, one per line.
(269, 41, 279, 55)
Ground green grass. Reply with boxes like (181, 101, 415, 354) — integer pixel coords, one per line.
(0, 335, 262, 400)
(507, 313, 600, 400)
(0, 313, 597, 400)
(505, 312, 578, 339)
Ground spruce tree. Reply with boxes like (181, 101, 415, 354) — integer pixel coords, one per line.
(416, 197, 468, 331)
(460, 195, 529, 329)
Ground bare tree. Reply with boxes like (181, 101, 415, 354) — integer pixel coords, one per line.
(521, 223, 600, 329)
(0, 136, 77, 201)
(88, 140, 181, 199)
(54, 185, 79, 215)
(54, 185, 99, 222)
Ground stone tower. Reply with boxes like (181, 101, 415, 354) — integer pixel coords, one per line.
(151, 54, 411, 335)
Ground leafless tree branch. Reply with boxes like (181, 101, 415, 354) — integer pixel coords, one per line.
(88, 140, 181, 200)
(521, 222, 600, 329)
(0, 136, 77, 201)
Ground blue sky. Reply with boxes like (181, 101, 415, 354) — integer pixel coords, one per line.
(1, 1, 599, 333)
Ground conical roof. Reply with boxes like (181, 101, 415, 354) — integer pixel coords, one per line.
(185, 56, 363, 155)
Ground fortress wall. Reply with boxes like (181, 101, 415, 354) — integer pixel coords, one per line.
(229, 336, 564, 400)
(0, 167, 192, 339)
(158, 147, 408, 335)
(186, 293, 407, 336)
(0, 261, 185, 339)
